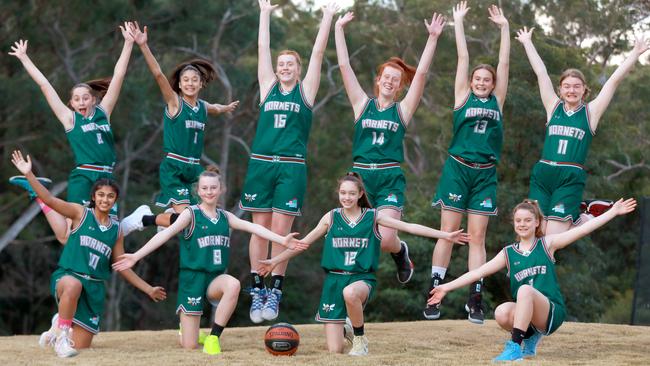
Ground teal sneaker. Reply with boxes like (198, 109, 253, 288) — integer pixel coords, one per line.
(9, 175, 52, 200)
(492, 340, 523, 362)
(203, 335, 221, 355)
(522, 330, 542, 358)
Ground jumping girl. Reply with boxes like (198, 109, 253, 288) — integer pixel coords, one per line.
(9, 23, 136, 243)
(10, 150, 166, 358)
(258, 172, 469, 356)
(334, 10, 446, 287)
(428, 198, 636, 362)
(119, 22, 239, 236)
(240, 0, 338, 324)
(112, 168, 305, 355)
(428, 2, 510, 323)
(516, 27, 649, 235)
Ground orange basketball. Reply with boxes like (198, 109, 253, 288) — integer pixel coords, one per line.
(264, 323, 300, 356)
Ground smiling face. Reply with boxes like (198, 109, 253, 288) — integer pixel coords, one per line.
(276, 53, 301, 85)
(92, 185, 118, 214)
(178, 69, 203, 98)
(470, 68, 496, 98)
(69, 86, 96, 117)
(197, 175, 222, 205)
(375, 65, 403, 100)
(559, 76, 586, 106)
(513, 208, 540, 240)
(338, 180, 363, 210)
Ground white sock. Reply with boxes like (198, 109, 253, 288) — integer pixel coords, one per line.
(431, 266, 447, 279)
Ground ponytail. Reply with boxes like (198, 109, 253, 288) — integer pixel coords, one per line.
(337, 172, 372, 209)
(169, 59, 217, 94)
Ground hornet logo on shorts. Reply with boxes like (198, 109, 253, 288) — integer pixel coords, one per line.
(187, 296, 202, 306)
(552, 203, 565, 214)
(177, 188, 189, 196)
(385, 194, 398, 203)
(286, 198, 298, 209)
(244, 193, 257, 202)
(480, 198, 493, 208)
(448, 193, 462, 202)
(322, 303, 336, 313)
(90, 316, 99, 326)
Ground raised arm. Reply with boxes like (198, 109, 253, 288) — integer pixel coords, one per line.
(129, 22, 179, 114)
(99, 22, 135, 116)
(8, 40, 74, 129)
(488, 5, 510, 110)
(224, 211, 306, 250)
(399, 12, 445, 123)
(112, 235, 167, 302)
(301, 1, 339, 105)
(588, 36, 650, 130)
(545, 198, 637, 254)
(258, 0, 279, 99)
(376, 213, 470, 244)
(516, 27, 559, 118)
(11, 150, 83, 222)
(428, 250, 507, 305)
(111, 209, 193, 271)
(335, 12, 369, 119)
(453, 2, 471, 105)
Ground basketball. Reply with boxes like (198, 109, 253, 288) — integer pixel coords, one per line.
(264, 323, 300, 356)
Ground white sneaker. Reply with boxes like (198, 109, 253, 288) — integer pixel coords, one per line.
(157, 208, 176, 233)
(261, 288, 282, 321)
(121, 205, 153, 236)
(54, 329, 78, 358)
(38, 313, 59, 348)
(343, 317, 354, 345)
(349, 335, 368, 356)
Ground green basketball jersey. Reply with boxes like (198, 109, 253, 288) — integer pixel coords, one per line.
(65, 105, 116, 166)
(321, 208, 381, 273)
(252, 81, 313, 158)
(352, 99, 406, 164)
(541, 102, 593, 165)
(504, 237, 565, 308)
(163, 97, 208, 159)
(180, 205, 231, 272)
(448, 93, 503, 164)
(58, 208, 119, 280)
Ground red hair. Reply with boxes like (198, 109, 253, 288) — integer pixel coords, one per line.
(373, 57, 416, 99)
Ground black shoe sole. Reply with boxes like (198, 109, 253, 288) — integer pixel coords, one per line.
(464, 303, 484, 325)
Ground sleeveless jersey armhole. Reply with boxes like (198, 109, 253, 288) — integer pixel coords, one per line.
(540, 237, 556, 263)
(371, 209, 382, 241)
(65, 111, 78, 133)
(395, 102, 407, 129)
(503, 246, 511, 278)
(324, 209, 336, 236)
(70, 208, 89, 234)
(183, 206, 196, 240)
(585, 103, 596, 136)
(200, 99, 208, 121)
(546, 100, 562, 127)
(259, 79, 278, 107)
(164, 94, 183, 120)
(353, 98, 373, 125)
(95, 104, 110, 125)
(453, 92, 471, 111)
(298, 82, 313, 110)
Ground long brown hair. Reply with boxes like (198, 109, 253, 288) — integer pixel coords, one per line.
(69, 77, 112, 104)
(512, 199, 544, 240)
(169, 59, 217, 94)
(88, 178, 120, 208)
(337, 172, 372, 209)
(558, 68, 591, 102)
(373, 57, 416, 99)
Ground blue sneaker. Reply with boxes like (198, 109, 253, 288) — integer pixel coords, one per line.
(262, 288, 282, 321)
(522, 330, 542, 358)
(9, 175, 52, 200)
(249, 288, 266, 324)
(492, 340, 523, 362)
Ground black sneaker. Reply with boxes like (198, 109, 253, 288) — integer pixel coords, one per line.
(423, 274, 442, 320)
(465, 293, 484, 324)
(391, 241, 414, 284)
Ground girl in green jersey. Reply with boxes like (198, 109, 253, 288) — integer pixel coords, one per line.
(429, 198, 636, 362)
(8, 23, 136, 245)
(113, 168, 305, 355)
(428, 2, 510, 324)
(516, 27, 649, 236)
(258, 173, 468, 356)
(11, 150, 165, 358)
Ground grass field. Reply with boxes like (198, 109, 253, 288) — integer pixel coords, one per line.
(1, 320, 648, 365)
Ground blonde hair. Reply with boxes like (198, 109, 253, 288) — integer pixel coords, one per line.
(558, 68, 591, 102)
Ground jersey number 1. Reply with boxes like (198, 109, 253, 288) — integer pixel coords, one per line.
(96, 133, 104, 145)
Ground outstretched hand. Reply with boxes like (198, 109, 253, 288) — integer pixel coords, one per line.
(112, 253, 139, 271)
(128, 21, 148, 46)
(610, 198, 637, 216)
(336, 12, 354, 28)
(257, 259, 275, 276)
(632, 35, 650, 56)
(8, 39, 28, 60)
(148, 286, 167, 302)
(515, 26, 535, 44)
(428, 286, 448, 305)
(119, 21, 135, 43)
(424, 13, 446, 38)
(322, 1, 340, 17)
(487, 5, 508, 28)
(284, 232, 309, 251)
(453, 1, 470, 22)
(447, 229, 471, 245)
(259, 0, 278, 13)
(11, 150, 32, 175)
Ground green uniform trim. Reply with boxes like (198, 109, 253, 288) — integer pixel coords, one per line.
(541, 101, 594, 166)
(504, 237, 566, 335)
(352, 98, 406, 164)
(529, 161, 586, 224)
(163, 97, 208, 159)
(176, 269, 225, 315)
(65, 105, 116, 167)
(179, 206, 231, 272)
